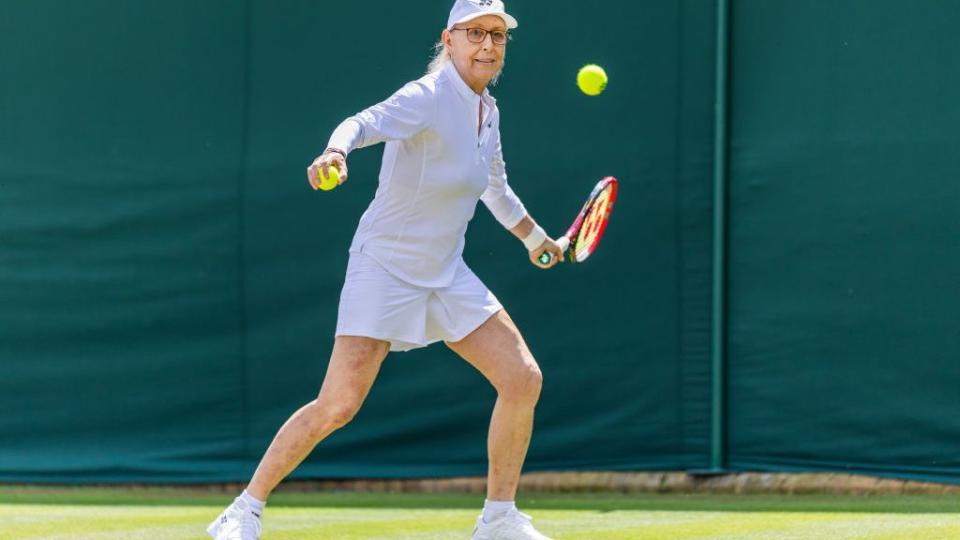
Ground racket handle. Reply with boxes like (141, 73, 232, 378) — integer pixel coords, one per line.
(538, 236, 570, 265)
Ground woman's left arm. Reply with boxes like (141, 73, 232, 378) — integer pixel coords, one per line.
(508, 215, 564, 269)
(481, 130, 563, 268)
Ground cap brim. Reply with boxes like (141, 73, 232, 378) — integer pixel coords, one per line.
(452, 11, 518, 29)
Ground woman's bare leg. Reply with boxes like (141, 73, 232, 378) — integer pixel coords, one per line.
(245, 336, 390, 500)
(446, 310, 543, 501)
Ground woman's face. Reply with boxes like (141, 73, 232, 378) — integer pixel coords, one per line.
(443, 15, 508, 91)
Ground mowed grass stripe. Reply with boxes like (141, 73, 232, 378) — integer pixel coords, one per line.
(264, 508, 475, 540)
(1, 488, 958, 540)
(4, 506, 960, 540)
(2, 488, 958, 513)
(0, 505, 212, 540)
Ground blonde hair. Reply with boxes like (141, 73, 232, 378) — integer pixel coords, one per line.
(427, 39, 452, 74)
(426, 37, 504, 86)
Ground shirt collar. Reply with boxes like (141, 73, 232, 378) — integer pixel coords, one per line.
(443, 61, 495, 106)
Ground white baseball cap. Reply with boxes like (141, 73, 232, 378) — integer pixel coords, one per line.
(447, 0, 518, 30)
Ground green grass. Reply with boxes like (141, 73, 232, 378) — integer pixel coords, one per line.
(1, 486, 958, 539)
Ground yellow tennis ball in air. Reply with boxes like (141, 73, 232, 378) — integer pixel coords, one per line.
(577, 64, 608, 96)
(318, 166, 339, 191)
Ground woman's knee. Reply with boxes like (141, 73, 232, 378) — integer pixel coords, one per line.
(498, 362, 543, 404)
(326, 401, 362, 429)
(305, 398, 362, 435)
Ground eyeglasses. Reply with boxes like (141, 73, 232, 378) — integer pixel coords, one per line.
(451, 27, 511, 45)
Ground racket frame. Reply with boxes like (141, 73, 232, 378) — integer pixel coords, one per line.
(539, 176, 618, 265)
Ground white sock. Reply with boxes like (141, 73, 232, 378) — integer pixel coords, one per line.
(482, 499, 516, 523)
(239, 490, 266, 513)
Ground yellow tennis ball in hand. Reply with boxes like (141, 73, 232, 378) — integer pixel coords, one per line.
(577, 64, 608, 96)
(318, 166, 340, 191)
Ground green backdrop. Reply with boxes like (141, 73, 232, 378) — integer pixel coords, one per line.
(0, 0, 956, 485)
(726, 0, 960, 483)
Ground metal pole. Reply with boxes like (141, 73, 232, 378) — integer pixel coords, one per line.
(710, 0, 730, 473)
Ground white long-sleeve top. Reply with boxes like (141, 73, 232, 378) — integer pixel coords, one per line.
(326, 62, 528, 288)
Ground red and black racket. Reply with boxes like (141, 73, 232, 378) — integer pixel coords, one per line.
(540, 176, 618, 265)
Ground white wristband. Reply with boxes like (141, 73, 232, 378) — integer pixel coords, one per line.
(522, 225, 547, 251)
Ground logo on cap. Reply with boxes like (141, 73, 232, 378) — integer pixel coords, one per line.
(476, 0, 494, 6)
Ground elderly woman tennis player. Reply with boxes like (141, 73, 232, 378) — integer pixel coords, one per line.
(208, 2, 560, 539)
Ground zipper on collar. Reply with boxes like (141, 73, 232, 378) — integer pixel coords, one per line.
(477, 101, 491, 149)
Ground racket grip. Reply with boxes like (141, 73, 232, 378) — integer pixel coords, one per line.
(538, 236, 570, 265)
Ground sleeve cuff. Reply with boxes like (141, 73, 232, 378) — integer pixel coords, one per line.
(326, 117, 364, 155)
(486, 192, 526, 230)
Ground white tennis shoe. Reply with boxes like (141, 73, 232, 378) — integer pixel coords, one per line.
(206, 496, 262, 540)
(472, 508, 554, 540)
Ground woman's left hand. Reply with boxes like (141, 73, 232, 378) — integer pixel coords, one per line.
(530, 238, 564, 269)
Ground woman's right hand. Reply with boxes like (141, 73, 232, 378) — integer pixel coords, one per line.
(307, 149, 348, 190)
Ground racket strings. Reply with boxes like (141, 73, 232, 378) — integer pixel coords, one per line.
(572, 186, 615, 261)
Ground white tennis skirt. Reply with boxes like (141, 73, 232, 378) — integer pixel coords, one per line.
(335, 251, 503, 352)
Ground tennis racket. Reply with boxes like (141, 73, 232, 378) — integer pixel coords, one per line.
(539, 176, 618, 265)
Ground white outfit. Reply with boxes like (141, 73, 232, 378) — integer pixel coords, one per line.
(336, 251, 503, 352)
(327, 63, 526, 350)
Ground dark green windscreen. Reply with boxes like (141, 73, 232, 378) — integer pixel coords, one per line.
(727, 0, 960, 483)
(0, 1, 715, 482)
(2, 0, 956, 486)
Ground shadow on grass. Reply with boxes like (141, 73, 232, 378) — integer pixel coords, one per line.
(1, 486, 958, 514)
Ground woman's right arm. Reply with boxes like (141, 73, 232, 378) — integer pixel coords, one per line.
(307, 81, 435, 189)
